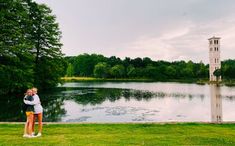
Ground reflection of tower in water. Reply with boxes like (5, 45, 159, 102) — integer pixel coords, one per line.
(210, 84, 222, 123)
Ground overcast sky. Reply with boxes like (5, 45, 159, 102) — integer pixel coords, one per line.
(35, 0, 235, 63)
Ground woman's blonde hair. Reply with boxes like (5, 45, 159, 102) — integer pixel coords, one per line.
(25, 89, 32, 95)
(31, 87, 38, 92)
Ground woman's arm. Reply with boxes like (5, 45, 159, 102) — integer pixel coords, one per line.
(23, 95, 39, 105)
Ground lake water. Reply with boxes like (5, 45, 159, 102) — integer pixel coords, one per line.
(1, 82, 235, 123)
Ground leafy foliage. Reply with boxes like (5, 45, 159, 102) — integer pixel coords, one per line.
(0, 0, 64, 94)
(93, 62, 110, 78)
(65, 54, 235, 81)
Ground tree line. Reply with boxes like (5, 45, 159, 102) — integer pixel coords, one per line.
(0, 0, 66, 95)
(65, 54, 235, 80)
(1, 1, 235, 95)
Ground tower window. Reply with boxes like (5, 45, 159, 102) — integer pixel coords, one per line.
(210, 48, 212, 51)
(214, 40, 219, 44)
(215, 58, 216, 63)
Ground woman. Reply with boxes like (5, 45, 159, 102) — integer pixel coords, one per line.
(23, 89, 35, 138)
(31, 87, 43, 137)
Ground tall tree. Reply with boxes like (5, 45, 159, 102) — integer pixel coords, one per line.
(26, 1, 65, 89)
(0, 0, 34, 94)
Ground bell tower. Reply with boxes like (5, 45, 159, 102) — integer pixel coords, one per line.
(208, 36, 221, 81)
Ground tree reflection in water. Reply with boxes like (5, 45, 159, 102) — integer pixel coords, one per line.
(58, 87, 205, 105)
(1, 86, 223, 122)
(41, 96, 66, 122)
(0, 95, 25, 121)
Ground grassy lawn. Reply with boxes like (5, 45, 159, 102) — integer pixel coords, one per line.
(0, 123, 235, 146)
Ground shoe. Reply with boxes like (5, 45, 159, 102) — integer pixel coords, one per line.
(27, 134, 37, 138)
(23, 134, 36, 138)
(36, 133, 42, 137)
(23, 134, 29, 138)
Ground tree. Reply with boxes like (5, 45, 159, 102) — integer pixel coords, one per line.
(66, 63, 74, 77)
(107, 56, 122, 66)
(110, 65, 125, 78)
(126, 65, 136, 77)
(165, 66, 177, 78)
(196, 61, 208, 79)
(123, 57, 131, 68)
(222, 60, 235, 79)
(145, 65, 157, 78)
(143, 57, 152, 67)
(213, 69, 221, 82)
(0, 0, 34, 94)
(131, 57, 143, 67)
(93, 62, 110, 78)
(26, 1, 65, 89)
(72, 54, 106, 76)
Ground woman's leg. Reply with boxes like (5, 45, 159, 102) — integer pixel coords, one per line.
(32, 114, 37, 133)
(27, 114, 34, 135)
(38, 113, 43, 133)
(23, 119, 29, 135)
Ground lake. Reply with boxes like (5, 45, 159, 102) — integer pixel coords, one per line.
(1, 82, 235, 123)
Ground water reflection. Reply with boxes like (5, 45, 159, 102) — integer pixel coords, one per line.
(0, 95, 25, 121)
(0, 93, 67, 122)
(210, 84, 222, 123)
(41, 96, 66, 122)
(58, 87, 204, 105)
(1, 82, 235, 122)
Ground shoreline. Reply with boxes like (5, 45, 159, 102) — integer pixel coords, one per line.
(61, 77, 235, 86)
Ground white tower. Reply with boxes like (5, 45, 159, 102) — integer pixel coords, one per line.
(209, 36, 221, 81)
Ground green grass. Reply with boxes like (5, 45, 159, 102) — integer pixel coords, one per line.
(1, 123, 235, 146)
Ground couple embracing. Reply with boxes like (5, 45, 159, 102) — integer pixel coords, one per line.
(23, 87, 43, 138)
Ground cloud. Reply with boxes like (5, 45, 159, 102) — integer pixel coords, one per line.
(117, 14, 235, 63)
(35, 0, 235, 62)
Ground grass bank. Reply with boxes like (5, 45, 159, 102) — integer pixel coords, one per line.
(1, 123, 235, 145)
(61, 77, 198, 83)
(61, 77, 154, 82)
(61, 77, 235, 86)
